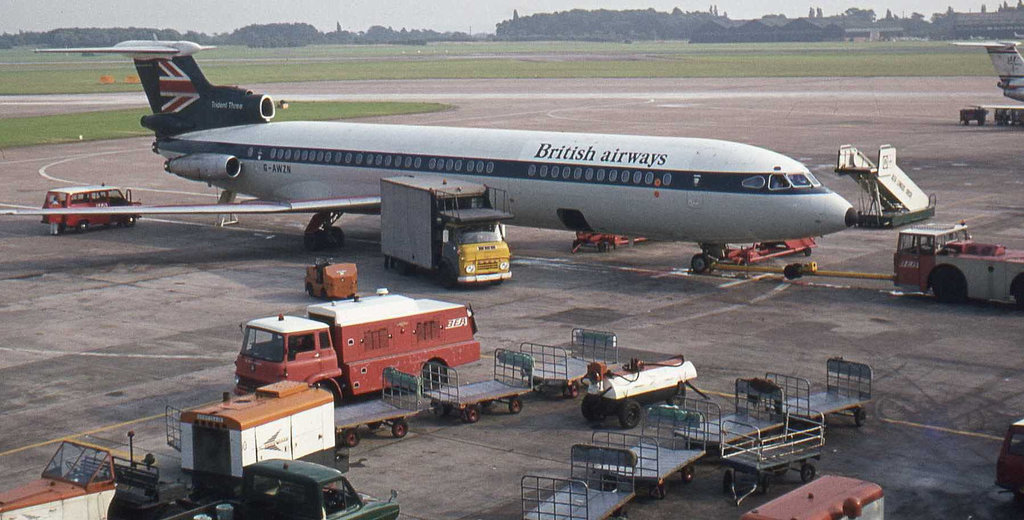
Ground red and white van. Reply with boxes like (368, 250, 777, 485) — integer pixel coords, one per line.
(998, 418, 1024, 502)
(42, 185, 140, 234)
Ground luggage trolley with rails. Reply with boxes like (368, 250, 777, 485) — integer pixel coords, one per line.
(720, 410, 826, 506)
(519, 328, 618, 398)
(423, 348, 534, 423)
(589, 400, 714, 499)
(766, 357, 872, 428)
(676, 377, 812, 449)
(521, 445, 637, 520)
(334, 367, 423, 447)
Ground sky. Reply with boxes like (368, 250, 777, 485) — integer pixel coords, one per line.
(0, 1, 998, 35)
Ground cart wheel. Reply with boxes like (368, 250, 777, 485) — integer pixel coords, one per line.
(340, 429, 360, 448)
(800, 463, 816, 483)
(617, 399, 642, 429)
(581, 394, 603, 421)
(681, 465, 694, 484)
(563, 381, 579, 398)
(722, 469, 734, 494)
(391, 419, 408, 439)
(366, 422, 382, 431)
(462, 405, 481, 424)
(854, 407, 867, 427)
(508, 397, 523, 414)
(648, 482, 666, 500)
(757, 473, 770, 495)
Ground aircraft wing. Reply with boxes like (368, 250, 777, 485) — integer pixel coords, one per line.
(952, 41, 1021, 49)
(0, 196, 381, 216)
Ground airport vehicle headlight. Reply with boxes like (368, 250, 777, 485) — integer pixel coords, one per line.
(465, 264, 476, 274)
(499, 261, 509, 271)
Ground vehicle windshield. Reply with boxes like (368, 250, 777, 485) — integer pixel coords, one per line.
(456, 225, 501, 245)
(42, 442, 113, 486)
(786, 173, 814, 188)
(242, 327, 285, 362)
(323, 478, 361, 514)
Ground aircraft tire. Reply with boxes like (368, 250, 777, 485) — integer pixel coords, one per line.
(690, 254, 710, 274)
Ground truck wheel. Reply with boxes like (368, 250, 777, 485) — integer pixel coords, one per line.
(508, 397, 523, 414)
(391, 419, 408, 438)
(76, 221, 89, 233)
(438, 260, 458, 289)
(931, 267, 967, 303)
(125, 216, 136, 227)
(581, 394, 604, 421)
(617, 399, 642, 429)
(57, 223, 66, 234)
(1012, 276, 1024, 308)
(597, 242, 609, 253)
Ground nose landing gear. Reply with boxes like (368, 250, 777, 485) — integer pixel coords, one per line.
(304, 211, 346, 251)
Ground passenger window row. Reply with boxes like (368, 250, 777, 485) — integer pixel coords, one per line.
(247, 146, 497, 175)
(526, 164, 673, 187)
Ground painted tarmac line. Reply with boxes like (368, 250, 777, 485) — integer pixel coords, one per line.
(36, 149, 222, 198)
(0, 412, 165, 459)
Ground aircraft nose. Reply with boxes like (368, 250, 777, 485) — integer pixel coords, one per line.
(845, 207, 859, 227)
(816, 192, 855, 235)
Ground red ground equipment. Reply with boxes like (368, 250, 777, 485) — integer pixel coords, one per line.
(235, 293, 480, 400)
(997, 418, 1024, 502)
(571, 232, 647, 253)
(42, 185, 140, 234)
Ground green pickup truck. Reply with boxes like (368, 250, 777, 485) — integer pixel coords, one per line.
(164, 459, 399, 520)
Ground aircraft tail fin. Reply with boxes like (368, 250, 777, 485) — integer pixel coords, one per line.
(955, 41, 1024, 82)
(36, 40, 274, 136)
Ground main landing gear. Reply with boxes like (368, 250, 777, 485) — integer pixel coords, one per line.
(304, 211, 346, 251)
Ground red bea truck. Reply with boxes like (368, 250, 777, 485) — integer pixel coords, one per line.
(997, 418, 1024, 502)
(235, 293, 480, 401)
(42, 185, 140, 234)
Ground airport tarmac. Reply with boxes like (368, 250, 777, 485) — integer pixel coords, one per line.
(1, 76, 1023, 519)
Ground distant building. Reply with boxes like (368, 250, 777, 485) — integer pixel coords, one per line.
(949, 9, 1024, 38)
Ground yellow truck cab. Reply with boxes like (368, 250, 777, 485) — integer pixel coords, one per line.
(381, 176, 513, 287)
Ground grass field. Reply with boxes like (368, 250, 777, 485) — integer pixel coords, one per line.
(0, 101, 449, 148)
(0, 41, 994, 95)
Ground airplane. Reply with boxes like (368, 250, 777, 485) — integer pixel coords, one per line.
(954, 40, 1024, 101)
(2, 40, 856, 272)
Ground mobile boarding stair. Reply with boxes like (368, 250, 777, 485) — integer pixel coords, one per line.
(423, 348, 535, 423)
(590, 401, 714, 499)
(333, 367, 424, 447)
(766, 357, 873, 428)
(519, 328, 619, 398)
(521, 445, 636, 520)
(835, 144, 936, 228)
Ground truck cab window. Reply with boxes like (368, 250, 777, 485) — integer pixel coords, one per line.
(457, 225, 501, 245)
(242, 328, 284, 362)
(323, 479, 360, 514)
(287, 333, 316, 360)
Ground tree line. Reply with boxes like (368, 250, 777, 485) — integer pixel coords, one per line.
(2, 5, 1018, 49)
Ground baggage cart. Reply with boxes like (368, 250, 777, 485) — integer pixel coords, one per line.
(675, 378, 811, 447)
(590, 401, 713, 499)
(521, 445, 637, 520)
(766, 357, 872, 428)
(520, 328, 618, 398)
(720, 412, 826, 505)
(423, 349, 534, 423)
(334, 367, 423, 447)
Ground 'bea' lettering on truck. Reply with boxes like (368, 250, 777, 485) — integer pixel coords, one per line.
(534, 142, 668, 168)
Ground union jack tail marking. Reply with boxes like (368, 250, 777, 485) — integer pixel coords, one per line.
(157, 59, 200, 113)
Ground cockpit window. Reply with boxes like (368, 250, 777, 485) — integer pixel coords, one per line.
(768, 174, 791, 191)
(741, 176, 766, 190)
(804, 172, 821, 186)
(787, 173, 813, 188)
